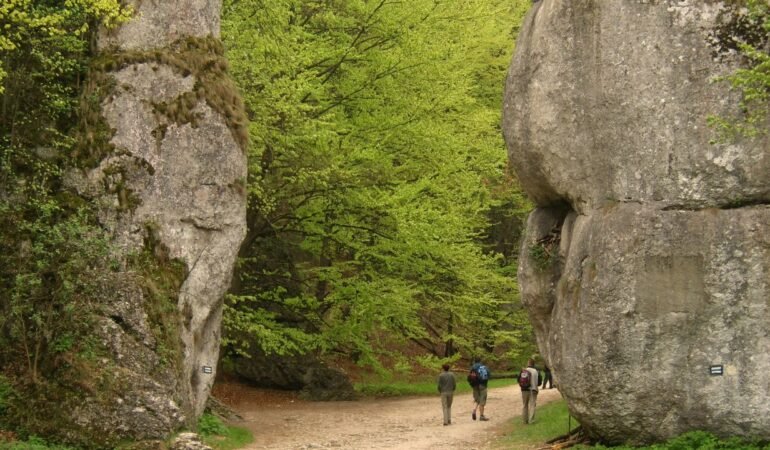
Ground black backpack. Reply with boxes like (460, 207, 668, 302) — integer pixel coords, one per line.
(518, 368, 532, 389)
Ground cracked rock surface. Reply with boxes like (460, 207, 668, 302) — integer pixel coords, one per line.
(66, 0, 247, 442)
(503, 1, 769, 444)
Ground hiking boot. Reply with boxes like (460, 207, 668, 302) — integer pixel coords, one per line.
(480, 416, 489, 421)
(472, 411, 477, 421)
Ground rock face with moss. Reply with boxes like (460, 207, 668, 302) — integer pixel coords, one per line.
(66, 0, 247, 443)
(503, 1, 768, 445)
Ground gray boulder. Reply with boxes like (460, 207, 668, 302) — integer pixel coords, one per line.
(64, 0, 248, 443)
(503, 0, 769, 444)
(171, 433, 213, 450)
(99, 0, 221, 51)
(234, 353, 357, 401)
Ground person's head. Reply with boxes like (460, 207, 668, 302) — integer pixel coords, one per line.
(472, 356, 481, 364)
(527, 358, 535, 367)
(442, 363, 450, 371)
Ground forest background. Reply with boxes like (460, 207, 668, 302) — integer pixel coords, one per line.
(219, 0, 538, 375)
(0, 0, 768, 446)
(0, 0, 539, 397)
(1, 0, 767, 393)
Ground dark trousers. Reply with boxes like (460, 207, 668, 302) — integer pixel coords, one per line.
(541, 371, 552, 388)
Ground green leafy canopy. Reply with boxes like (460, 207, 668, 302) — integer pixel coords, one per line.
(708, 0, 770, 141)
(221, 0, 536, 370)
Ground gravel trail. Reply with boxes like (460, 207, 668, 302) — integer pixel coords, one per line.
(215, 382, 563, 450)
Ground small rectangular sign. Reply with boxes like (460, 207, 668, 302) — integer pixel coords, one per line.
(202, 366, 213, 374)
(709, 365, 723, 376)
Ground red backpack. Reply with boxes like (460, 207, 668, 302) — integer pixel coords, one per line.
(518, 368, 532, 389)
(467, 369, 480, 387)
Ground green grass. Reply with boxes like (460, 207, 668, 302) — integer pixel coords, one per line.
(0, 437, 76, 450)
(198, 414, 254, 450)
(355, 377, 518, 397)
(492, 403, 769, 450)
(201, 427, 253, 450)
(0, 419, 254, 450)
(493, 399, 579, 449)
(578, 431, 770, 450)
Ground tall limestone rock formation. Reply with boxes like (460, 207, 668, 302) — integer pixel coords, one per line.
(503, 1, 768, 444)
(65, 0, 247, 444)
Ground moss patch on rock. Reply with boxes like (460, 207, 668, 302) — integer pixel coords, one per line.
(90, 36, 249, 156)
(128, 223, 187, 373)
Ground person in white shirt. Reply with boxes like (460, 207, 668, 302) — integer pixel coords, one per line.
(520, 358, 539, 424)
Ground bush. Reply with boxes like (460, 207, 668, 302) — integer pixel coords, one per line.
(197, 413, 253, 450)
(0, 205, 111, 383)
(198, 414, 228, 437)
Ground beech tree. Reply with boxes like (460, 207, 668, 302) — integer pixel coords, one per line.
(221, 0, 535, 370)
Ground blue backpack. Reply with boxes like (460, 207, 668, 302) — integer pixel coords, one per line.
(468, 364, 490, 386)
(477, 364, 490, 382)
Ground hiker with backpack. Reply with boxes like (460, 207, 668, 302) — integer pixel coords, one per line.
(437, 363, 457, 426)
(519, 358, 539, 424)
(467, 357, 491, 421)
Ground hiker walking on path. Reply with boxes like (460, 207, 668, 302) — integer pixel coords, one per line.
(519, 358, 539, 424)
(540, 365, 553, 389)
(224, 381, 566, 450)
(437, 363, 457, 426)
(468, 357, 491, 422)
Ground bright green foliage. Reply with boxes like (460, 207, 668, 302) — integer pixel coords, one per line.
(0, 0, 130, 93)
(709, 0, 770, 141)
(0, 0, 130, 190)
(197, 414, 229, 437)
(222, 0, 535, 370)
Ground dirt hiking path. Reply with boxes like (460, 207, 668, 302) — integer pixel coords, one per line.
(215, 382, 563, 450)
